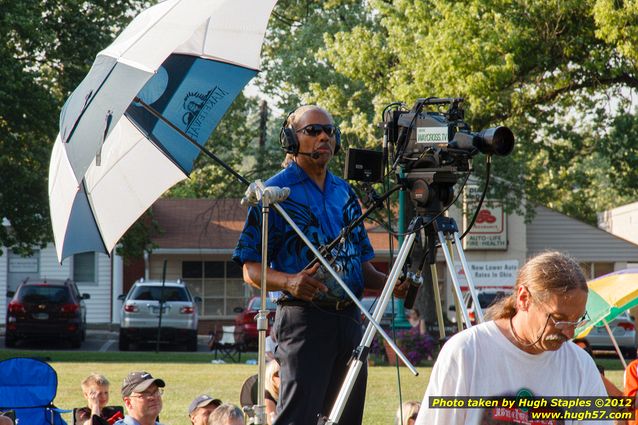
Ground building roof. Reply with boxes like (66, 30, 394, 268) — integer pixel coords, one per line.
(527, 205, 638, 262)
(150, 198, 397, 254)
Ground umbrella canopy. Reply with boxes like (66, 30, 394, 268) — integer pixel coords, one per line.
(576, 268, 638, 335)
(49, 0, 277, 262)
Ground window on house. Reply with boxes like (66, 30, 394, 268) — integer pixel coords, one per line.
(579, 262, 614, 280)
(182, 260, 250, 318)
(73, 252, 96, 283)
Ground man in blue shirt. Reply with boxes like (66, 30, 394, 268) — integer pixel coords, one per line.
(234, 105, 405, 425)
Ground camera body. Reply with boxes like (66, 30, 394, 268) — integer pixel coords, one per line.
(383, 97, 514, 214)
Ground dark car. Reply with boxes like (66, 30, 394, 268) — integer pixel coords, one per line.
(234, 296, 277, 350)
(5, 279, 90, 348)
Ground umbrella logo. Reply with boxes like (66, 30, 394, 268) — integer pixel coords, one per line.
(183, 91, 209, 125)
(182, 86, 230, 138)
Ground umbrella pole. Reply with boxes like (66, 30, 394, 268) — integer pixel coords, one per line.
(603, 319, 627, 369)
(134, 97, 251, 187)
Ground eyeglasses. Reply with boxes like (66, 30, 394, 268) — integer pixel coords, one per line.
(129, 388, 164, 399)
(546, 312, 590, 331)
(525, 286, 589, 330)
(296, 124, 338, 138)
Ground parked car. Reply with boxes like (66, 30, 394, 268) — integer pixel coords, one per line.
(234, 296, 277, 350)
(450, 288, 511, 324)
(118, 279, 200, 351)
(360, 296, 402, 326)
(5, 279, 90, 348)
(585, 311, 637, 358)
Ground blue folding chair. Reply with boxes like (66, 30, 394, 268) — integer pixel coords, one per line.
(0, 358, 69, 425)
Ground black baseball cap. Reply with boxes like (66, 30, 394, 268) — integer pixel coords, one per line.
(188, 394, 222, 415)
(121, 371, 165, 397)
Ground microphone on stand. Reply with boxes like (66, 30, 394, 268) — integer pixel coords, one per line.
(403, 272, 423, 310)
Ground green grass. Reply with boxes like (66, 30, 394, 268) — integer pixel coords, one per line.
(3, 351, 430, 425)
(3, 351, 628, 425)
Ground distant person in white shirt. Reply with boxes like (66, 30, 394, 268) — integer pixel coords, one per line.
(416, 251, 611, 425)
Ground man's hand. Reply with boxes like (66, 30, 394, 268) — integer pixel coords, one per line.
(285, 263, 328, 301)
(393, 277, 410, 299)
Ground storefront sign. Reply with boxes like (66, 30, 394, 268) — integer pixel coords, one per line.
(454, 260, 519, 288)
(464, 185, 508, 250)
(8, 256, 38, 273)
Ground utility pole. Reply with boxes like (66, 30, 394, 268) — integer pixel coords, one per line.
(259, 100, 268, 147)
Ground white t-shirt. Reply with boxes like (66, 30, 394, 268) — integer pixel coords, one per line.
(416, 321, 610, 425)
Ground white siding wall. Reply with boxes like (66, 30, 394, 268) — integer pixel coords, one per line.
(79, 253, 113, 323)
(40, 247, 71, 279)
(598, 202, 638, 245)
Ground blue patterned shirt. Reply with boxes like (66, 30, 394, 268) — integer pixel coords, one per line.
(233, 162, 375, 300)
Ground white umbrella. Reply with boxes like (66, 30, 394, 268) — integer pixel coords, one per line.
(49, 0, 277, 262)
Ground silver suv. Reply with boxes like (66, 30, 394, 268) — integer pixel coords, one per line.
(118, 279, 200, 351)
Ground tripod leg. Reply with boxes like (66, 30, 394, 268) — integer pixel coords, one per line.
(452, 288, 463, 332)
(430, 264, 446, 340)
(321, 232, 418, 425)
(437, 230, 473, 327)
(444, 238, 464, 331)
(452, 232, 485, 323)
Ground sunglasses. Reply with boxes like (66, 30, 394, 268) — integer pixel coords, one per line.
(295, 124, 339, 138)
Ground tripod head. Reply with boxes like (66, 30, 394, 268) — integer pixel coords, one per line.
(402, 170, 459, 217)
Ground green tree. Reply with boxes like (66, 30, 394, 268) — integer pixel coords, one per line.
(259, 0, 638, 224)
(0, 0, 147, 255)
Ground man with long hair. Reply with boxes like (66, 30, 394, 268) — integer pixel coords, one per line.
(416, 251, 611, 425)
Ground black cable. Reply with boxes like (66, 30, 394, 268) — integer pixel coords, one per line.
(460, 155, 492, 240)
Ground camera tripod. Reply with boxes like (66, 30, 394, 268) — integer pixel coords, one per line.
(318, 212, 486, 425)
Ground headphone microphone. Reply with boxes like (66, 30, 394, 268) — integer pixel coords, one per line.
(297, 151, 322, 159)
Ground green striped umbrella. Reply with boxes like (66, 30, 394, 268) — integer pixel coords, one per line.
(576, 269, 638, 367)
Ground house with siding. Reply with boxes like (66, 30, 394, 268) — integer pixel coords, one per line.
(2, 199, 637, 333)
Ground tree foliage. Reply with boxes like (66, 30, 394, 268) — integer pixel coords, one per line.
(259, 0, 638, 224)
(0, 0, 147, 255)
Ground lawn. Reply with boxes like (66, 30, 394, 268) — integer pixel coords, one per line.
(2, 351, 430, 425)
(0, 351, 627, 425)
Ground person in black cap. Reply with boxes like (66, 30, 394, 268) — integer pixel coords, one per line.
(114, 371, 165, 425)
(189, 394, 222, 425)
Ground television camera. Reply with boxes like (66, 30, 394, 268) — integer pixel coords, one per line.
(382, 97, 514, 214)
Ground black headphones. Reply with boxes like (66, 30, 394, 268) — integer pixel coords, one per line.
(279, 107, 341, 155)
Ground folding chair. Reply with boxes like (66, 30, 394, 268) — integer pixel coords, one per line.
(209, 325, 243, 362)
(0, 358, 69, 425)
